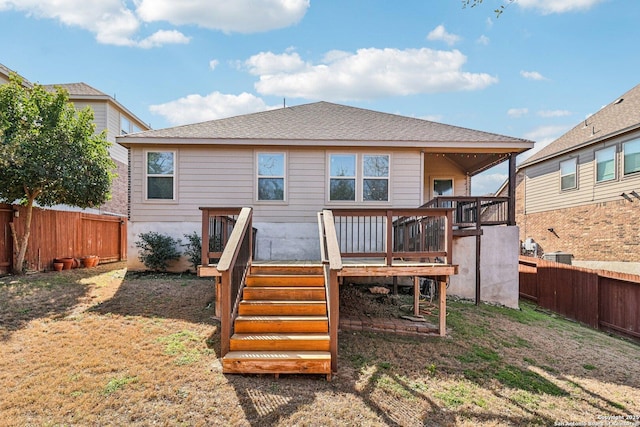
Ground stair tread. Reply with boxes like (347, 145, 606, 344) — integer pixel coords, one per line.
(240, 300, 325, 304)
(236, 315, 328, 321)
(232, 333, 330, 340)
(224, 350, 331, 360)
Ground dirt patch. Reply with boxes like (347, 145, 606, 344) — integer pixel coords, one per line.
(1, 264, 639, 426)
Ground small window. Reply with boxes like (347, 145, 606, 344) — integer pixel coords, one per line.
(623, 139, 640, 175)
(120, 116, 131, 135)
(257, 153, 285, 201)
(330, 154, 356, 201)
(560, 158, 577, 190)
(433, 179, 453, 196)
(595, 146, 616, 182)
(147, 152, 175, 200)
(363, 155, 389, 201)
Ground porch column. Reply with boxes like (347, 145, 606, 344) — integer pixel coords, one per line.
(508, 153, 516, 226)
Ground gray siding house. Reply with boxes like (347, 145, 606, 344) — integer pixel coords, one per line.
(517, 84, 640, 274)
(119, 102, 533, 307)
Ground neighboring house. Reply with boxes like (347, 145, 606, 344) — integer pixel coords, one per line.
(516, 83, 640, 274)
(42, 82, 150, 216)
(119, 102, 533, 307)
(0, 63, 150, 216)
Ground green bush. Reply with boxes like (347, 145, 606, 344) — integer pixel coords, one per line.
(182, 231, 201, 270)
(135, 231, 181, 271)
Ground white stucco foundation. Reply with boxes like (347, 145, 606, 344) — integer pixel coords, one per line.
(448, 225, 520, 308)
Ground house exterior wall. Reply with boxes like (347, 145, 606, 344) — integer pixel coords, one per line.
(127, 145, 443, 266)
(518, 131, 640, 266)
(448, 226, 520, 308)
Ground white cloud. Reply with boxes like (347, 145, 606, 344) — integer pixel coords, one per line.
(247, 48, 498, 101)
(537, 109, 572, 118)
(471, 172, 508, 196)
(149, 92, 279, 126)
(426, 25, 461, 46)
(138, 30, 190, 49)
(517, 0, 606, 14)
(520, 70, 547, 81)
(0, 0, 309, 47)
(476, 35, 490, 46)
(136, 0, 309, 33)
(516, 124, 572, 162)
(508, 108, 529, 118)
(209, 59, 220, 70)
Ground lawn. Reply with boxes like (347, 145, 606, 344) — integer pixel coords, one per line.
(1, 262, 638, 426)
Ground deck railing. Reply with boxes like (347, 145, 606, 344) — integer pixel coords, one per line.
(214, 207, 253, 357)
(422, 197, 510, 228)
(199, 208, 244, 267)
(330, 208, 453, 265)
(318, 210, 342, 373)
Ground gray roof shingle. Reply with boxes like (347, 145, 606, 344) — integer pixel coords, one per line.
(119, 101, 531, 145)
(43, 82, 108, 97)
(520, 83, 640, 167)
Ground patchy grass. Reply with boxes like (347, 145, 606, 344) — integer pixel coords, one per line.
(0, 263, 639, 426)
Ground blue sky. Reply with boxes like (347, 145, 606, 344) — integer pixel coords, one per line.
(1, 0, 638, 194)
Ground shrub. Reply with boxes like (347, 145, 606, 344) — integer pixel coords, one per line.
(135, 231, 181, 271)
(182, 231, 201, 270)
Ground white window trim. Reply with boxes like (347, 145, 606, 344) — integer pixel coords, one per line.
(430, 177, 455, 200)
(120, 115, 131, 135)
(622, 138, 640, 176)
(560, 157, 577, 191)
(594, 146, 617, 183)
(327, 153, 391, 204)
(255, 151, 288, 203)
(144, 150, 177, 203)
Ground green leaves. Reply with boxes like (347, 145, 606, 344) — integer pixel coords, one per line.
(0, 73, 115, 207)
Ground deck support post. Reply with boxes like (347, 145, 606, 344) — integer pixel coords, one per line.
(439, 278, 447, 337)
(413, 276, 420, 316)
(508, 153, 517, 226)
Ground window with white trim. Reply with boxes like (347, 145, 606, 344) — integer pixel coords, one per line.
(257, 153, 286, 201)
(120, 116, 131, 135)
(329, 154, 390, 202)
(363, 155, 389, 201)
(329, 154, 356, 201)
(560, 158, 577, 190)
(146, 151, 175, 200)
(595, 146, 616, 182)
(623, 139, 640, 175)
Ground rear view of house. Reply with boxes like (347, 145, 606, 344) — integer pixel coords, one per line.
(119, 101, 533, 307)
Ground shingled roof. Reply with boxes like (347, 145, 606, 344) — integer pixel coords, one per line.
(118, 101, 532, 150)
(43, 82, 108, 97)
(520, 83, 640, 167)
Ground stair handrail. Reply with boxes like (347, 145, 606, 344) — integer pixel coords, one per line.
(217, 207, 253, 357)
(318, 210, 342, 373)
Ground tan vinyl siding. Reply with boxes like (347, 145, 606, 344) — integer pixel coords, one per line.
(106, 104, 129, 163)
(129, 146, 424, 223)
(524, 140, 640, 214)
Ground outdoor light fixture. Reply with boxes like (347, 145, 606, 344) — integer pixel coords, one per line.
(621, 192, 634, 202)
(547, 227, 560, 238)
(631, 190, 640, 200)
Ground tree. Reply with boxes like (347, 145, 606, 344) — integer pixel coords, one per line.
(0, 74, 115, 274)
(462, 0, 515, 17)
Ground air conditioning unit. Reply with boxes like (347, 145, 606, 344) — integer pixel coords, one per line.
(543, 251, 573, 265)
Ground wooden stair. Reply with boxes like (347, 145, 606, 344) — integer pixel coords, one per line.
(222, 265, 332, 379)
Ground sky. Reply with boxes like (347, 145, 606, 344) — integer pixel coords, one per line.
(1, 0, 638, 195)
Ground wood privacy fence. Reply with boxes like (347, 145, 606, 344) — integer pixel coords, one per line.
(0, 204, 126, 273)
(519, 256, 640, 341)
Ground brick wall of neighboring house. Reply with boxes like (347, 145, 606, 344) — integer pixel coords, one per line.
(99, 160, 128, 216)
(517, 187, 640, 261)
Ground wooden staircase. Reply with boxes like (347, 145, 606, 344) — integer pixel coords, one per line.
(222, 265, 332, 379)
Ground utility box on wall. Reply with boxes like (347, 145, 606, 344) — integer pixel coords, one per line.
(543, 251, 573, 265)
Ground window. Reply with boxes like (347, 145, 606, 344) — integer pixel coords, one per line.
(433, 178, 453, 196)
(146, 152, 175, 200)
(363, 155, 389, 201)
(330, 154, 356, 201)
(623, 139, 640, 175)
(595, 146, 616, 182)
(120, 116, 131, 135)
(560, 158, 577, 190)
(257, 153, 285, 201)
